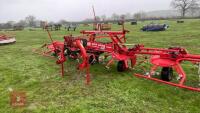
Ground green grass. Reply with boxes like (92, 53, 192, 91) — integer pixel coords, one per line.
(1, 19, 200, 113)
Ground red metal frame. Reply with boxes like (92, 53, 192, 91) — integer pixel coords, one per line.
(35, 14, 200, 92)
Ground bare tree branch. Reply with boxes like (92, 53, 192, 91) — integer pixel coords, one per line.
(171, 0, 200, 17)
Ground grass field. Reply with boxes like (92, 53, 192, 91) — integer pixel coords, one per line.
(1, 19, 200, 113)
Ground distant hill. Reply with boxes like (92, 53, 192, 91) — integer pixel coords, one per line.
(146, 9, 200, 17)
(146, 10, 180, 17)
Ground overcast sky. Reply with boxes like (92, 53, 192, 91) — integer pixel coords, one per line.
(0, 0, 172, 22)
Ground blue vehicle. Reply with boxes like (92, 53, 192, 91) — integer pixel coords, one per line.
(141, 24, 169, 31)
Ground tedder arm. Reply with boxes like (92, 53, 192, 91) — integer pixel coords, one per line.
(126, 45, 200, 92)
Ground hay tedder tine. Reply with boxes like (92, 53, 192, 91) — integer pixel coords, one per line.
(149, 65, 158, 77)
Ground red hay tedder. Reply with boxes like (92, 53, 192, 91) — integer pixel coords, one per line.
(33, 9, 200, 92)
(33, 22, 200, 92)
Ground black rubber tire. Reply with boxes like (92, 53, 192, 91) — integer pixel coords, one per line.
(81, 39, 87, 47)
(117, 60, 127, 72)
(160, 67, 173, 81)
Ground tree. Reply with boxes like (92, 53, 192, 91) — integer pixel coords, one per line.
(0, 24, 2, 29)
(188, 1, 200, 16)
(171, 0, 200, 17)
(25, 15, 36, 27)
(48, 21, 55, 25)
(95, 16, 101, 21)
(58, 20, 69, 25)
(3, 21, 15, 29)
(133, 11, 147, 20)
(125, 13, 132, 19)
(120, 14, 125, 20)
(111, 13, 120, 20)
(82, 18, 94, 22)
(101, 15, 106, 21)
(16, 20, 27, 27)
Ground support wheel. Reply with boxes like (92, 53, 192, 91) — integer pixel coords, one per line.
(160, 67, 173, 81)
(117, 60, 127, 72)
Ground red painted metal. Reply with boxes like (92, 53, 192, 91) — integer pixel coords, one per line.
(0, 35, 16, 45)
(36, 16, 200, 92)
(81, 30, 129, 43)
(41, 30, 200, 92)
(134, 74, 200, 92)
(75, 40, 89, 70)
